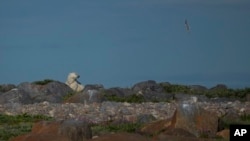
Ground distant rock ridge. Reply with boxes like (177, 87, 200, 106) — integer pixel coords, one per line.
(1, 80, 249, 105)
(1, 80, 250, 141)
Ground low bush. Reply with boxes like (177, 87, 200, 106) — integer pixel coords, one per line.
(0, 113, 53, 141)
(32, 79, 54, 85)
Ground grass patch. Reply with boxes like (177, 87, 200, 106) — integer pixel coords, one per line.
(219, 114, 250, 130)
(63, 92, 77, 101)
(161, 83, 250, 100)
(32, 79, 54, 85)
(161, 84, 191, 94)
(0, 113, 53, 141)
(91, 122, 143, 136)
(240, 113, 250, 122)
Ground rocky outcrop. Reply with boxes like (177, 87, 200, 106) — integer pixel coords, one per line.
(132, 80, 164, 94)
(1, 80, 250, 141)
(10, 120, 92, 141)
(0, 81, 73, 104)
(104, 87, 134, 98)
(139, 117, 174, 136)
(174, 102, 218, 137)
(91, 133, 152, 141)
(0, 84, 16, 93)
(65, 84, 105, 104)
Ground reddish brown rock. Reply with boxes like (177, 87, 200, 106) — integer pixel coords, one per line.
(153, 134, 218, 141)
(11, 120, 92, 141)
(91, 132, 152, 141)
(216, 129, 229, 140)
(174, 103, 218, 137)
(139, 114, 174, 136)
(160, 128, 196, 137)
(10, 133, 70, 141)
(31, 120, 61, 133)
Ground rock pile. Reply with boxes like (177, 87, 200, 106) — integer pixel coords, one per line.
(10, 120, 92, 141)
(1, 80, 250, 141)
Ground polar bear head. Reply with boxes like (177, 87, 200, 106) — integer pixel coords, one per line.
(65, 72, 84, 92)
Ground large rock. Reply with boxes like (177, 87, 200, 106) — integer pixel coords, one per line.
(91, 133, 152, 141)
(174, 102, 219, 137)
(131, 80, 173, 102)
(0, 88, 31, 104)
(104, 87, 134, 98)
(84, 84, 104, 91)
(136, 114, 156, 124)
(188, 85, 207, 92)
(153, 134, 216, 141)
(58, 120, 92, 140)
(65, 84, 105, 104)
(217, 110, 241, 131)
(11, 120, 92, 141)
(140, 117, 174, 136)
(210, 84, 228, 91)
(216, 129, 229, 140)
(174, 93, 208, 103)
(143, 92, 174, 102)
(132, 80, 164, 93)
(0, 81, 73, 104)
(0, 84, 16, 93)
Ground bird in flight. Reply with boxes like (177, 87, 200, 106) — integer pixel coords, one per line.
(185, 19, 190, 32)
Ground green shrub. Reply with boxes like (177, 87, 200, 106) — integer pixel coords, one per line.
(240, 113, 250, 122)
(0, 114, 53, 141)
(219, 114, 250, 129)
(161, 84, 191, 94)
(63, 92, 76, 101)
(32, 79, 54, 85)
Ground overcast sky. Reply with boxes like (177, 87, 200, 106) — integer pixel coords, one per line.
(1, 0, 250, 88)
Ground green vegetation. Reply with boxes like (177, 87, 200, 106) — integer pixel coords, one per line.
(91, 122, 143, 136)
(101, 84, 250, 103)
(219, 114, 250, 129)
(32, 79, 54, 85)
(0, 113, 53, 141)
(240, 113, 250, 122)
(160, 83, 250, 100)
(63, 92, 77, 101)
(161, 84, 191, 94)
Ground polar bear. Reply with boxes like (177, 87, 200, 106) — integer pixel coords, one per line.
(65, 72, 84, 92)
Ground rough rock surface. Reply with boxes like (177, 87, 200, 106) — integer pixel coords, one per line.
(132, 80, 165, 94)
(0, 81, 73, 104)
(1, 100, 249, 129)
(91, 132, 152, 141)
(10, 120, 92, 141)
(1, 80, 250, 140)
(0, 84, 16, 93)
(174, 102, 218, 137)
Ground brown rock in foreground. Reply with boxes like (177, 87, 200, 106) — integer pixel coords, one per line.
(10, 120, 92, 141)
(153, 134, 220, 141)
(175, 102, 218, 137)
(90, 132, 152, 141)
(216, 129, 229, 140)
(10, 133, 70, 141)
(139, 111, 175, 135)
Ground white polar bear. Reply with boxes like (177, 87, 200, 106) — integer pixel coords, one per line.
(65, 72, 84, 92)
